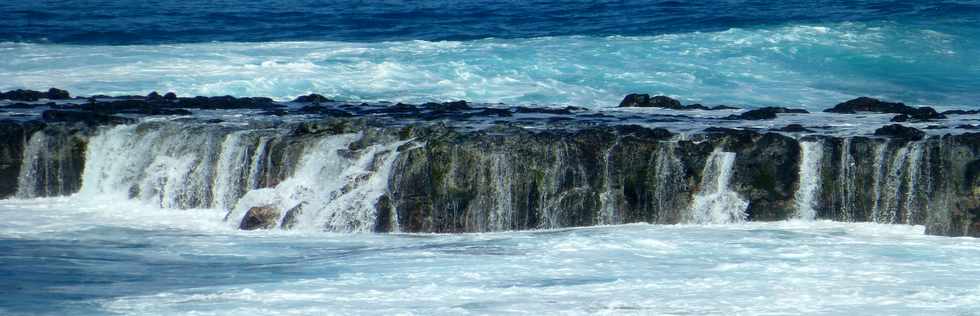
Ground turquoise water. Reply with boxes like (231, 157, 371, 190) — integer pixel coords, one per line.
(2, 22, 979, 108)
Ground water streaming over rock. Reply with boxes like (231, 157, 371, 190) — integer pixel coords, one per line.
(794, 140, 823, 220)
(688, 149, 748, 224)
(3, 118, 978, 236)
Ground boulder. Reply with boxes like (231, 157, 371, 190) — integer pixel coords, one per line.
(890, 114, 909, 122)
(0, 88, 71, 101)
(618, 94, 682, 109)
(293, 93, 332, 103)
(724, 107, 808, 120)
(825, 97, 945, 120)
(873, 124, 925, 141)
(772, 124, 812, 133)
(239, 206, 282, 230)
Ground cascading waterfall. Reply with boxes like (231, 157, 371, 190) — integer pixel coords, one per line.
(15, 128, 85, 198)
(652, 141, 686, 223)
(597, 138, 621, 226)
(488, 152, 514, 231)
(868, 141, 926, 224)
(793, 140, 824, 220)
(902, 142, 925, 224)
(81, 123, 228, 208)
(16, 132, 53, 198)
(688, 148, 748, 224)
(835, 138, 857, 221)
(226, 133, 410, 232)
(869, 141, 893, 223)
(7, 117, 973, 235)
(210, 130, 280, 210)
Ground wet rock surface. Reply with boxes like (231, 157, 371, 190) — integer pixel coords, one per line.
(724, 107, 808, 120)
(825, 97, 946, 120)
(0, 88, 71, 102)
(240, 206, 282, 230)
(874, 124, 925, 141)
(2, 90, 980, 237)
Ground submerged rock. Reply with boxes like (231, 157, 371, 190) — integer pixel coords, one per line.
(240, 206, 282, 230)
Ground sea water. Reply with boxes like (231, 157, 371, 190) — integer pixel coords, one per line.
(2, 197, 979, 315)
(1, 1, 979, 109)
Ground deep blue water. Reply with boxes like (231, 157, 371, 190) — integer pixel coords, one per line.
(2, 0, 979, 44)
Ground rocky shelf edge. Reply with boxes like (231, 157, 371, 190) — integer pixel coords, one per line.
(0, 89, 978, 237)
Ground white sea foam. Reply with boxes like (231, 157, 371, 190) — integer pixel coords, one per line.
(1, 22, 977, 109)
(2, 195, 978, 315)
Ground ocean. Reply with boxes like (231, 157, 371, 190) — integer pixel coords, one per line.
(1, 0, 979, 108)
(2, 1, 980, 315)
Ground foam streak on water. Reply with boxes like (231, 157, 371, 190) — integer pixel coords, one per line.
(1, 198, 979, 315)
(1, 22, 978, 109)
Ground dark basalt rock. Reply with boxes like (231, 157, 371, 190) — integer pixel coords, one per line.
(80, 99, 192, 116)
(514, 106, 576, 115)
(41, 110, 134, 125)
(163, 92, 177, 100)
(297, 105, 354, 117)
(874, 124, 924, 141)
(727, 133, 801, 220)
(280, 203, 305, 230)
(0, 120, 44, 198)
(825, 97, 946, 120)
(425, 100, 471, 112)
(724, 107, 808, 120)
(615, 125, 673, 139)
(772, 124, 812, 133)
(891, 114, 909, 122)
(942, 109, 980, 115)
(260, 109, 289, 116)
(703, 127, 759, 138)
(681, 104, 740, 111)
(240, 205, 281, 230)
(476, 108, 513, 117)
(293, 93, 332, 103)
(0, 88, 71, 101)
(618, 94, 740, 110)
(618, 94, 681, 109)
(175, 95, 279, 109)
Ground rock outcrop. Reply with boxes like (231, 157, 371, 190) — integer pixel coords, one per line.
(2, 91, 979, 238)
(239, 206, 282, 230)
(824, 97, 946, 120)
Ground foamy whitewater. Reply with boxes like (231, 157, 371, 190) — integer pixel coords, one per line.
(2, 197, 979, 315)
(1, 22, 979, 109)
(4, 0, 980, 314)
